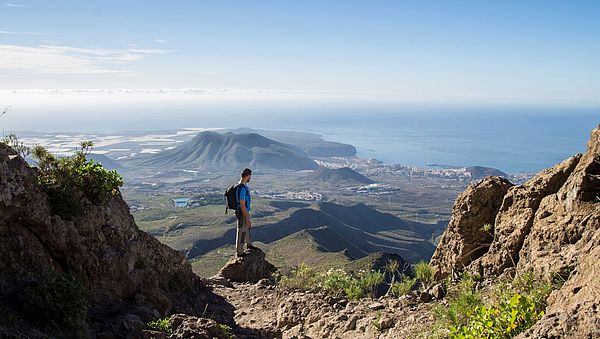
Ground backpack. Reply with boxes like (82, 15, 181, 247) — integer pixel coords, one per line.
(224, 183, 243, 214)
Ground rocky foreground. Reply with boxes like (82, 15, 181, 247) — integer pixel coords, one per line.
(0, 124, 598, 338)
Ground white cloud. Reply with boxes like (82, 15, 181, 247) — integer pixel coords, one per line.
(0, 30, 48, 35)
(0, 44, 176, 74)
(154, 39, 167, 43)
(5, 3, 25, 7)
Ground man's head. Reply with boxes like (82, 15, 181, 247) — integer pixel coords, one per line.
(241, 168, 252, 183)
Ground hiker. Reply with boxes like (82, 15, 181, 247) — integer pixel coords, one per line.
(235, 168, 258, 257)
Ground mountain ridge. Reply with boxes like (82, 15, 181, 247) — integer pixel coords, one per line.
(126, 131, 319, 171)
(304, 166, 375, 186)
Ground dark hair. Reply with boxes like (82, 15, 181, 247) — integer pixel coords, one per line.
(241, 168, 252, 178)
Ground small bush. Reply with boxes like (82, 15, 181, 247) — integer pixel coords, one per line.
(450, 292, 546, 338)
(388, 276, 417, 297)
(31, 142, 123, 220)
(146, 316, 173, 333)
(278, 263, 320, 290)
(344, 283, 366, 300)
(371, 311, 383, 334)
(358, 270, 385, 299)
(22, 271, 88, 330)
(322, 269, 353, 298)
(415, 261, 433, 289)
(278, 264, 385, 300)
(433, 272, 481, 329)
(218, 323, 233, 338)
(432, 271, 553, 339)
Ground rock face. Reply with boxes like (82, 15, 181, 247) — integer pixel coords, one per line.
(0, 144, 231, 337)
(431, 124, 600, 337)
(475, 154, 582, 276)
(429, 176, 514, 279)
(217, 249, 277, 283)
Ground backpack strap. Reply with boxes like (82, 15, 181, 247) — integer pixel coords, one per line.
(237, 184, 247, 210)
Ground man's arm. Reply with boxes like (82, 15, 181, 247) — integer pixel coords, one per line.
(240, 200, 251, 227)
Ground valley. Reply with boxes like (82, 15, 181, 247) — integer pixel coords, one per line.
(18, 128, 525, 277)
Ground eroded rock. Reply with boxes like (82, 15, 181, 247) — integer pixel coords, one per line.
(218, 249, 277, 283)
(430, 176, 514, 279)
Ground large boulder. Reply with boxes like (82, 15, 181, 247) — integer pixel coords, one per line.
(217, 249, 277, 283)
(429, 176, 514, 279)
(168, 314, 229, 339)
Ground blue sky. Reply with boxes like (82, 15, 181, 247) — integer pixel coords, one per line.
(1, 1, 600, 105)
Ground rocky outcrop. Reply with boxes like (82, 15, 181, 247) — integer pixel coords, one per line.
(474, 154, 581, 276)
(216, 249, 277, 283)
(429, 176, 514, 279)
(431, 124, 600, 337)
(168, 314, 230, 339)
(515, 125, 600, 338)
(0, 144, 232, 337)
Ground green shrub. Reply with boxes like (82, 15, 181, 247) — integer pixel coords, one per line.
(22, 271, 88, 330)
(432, 271, 553, 339)
(278, 264, 385, 300)
(146, 316, 173, 333)
(371, 311, 383, 334)
(322, 269, 353, 298)
(218, 323, 233, 338)
(388, 276, 417, 297)
(358, 270, 385, 299)
(449, 292, 546, 338)
(279, 263, 320, 290)
(415, 261, 433, 288)
(31, 142, 123, 220)
(433, 272, 481, 329)
(343, 283, 366, 300)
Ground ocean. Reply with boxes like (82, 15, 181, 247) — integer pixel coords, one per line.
(302, 109, 599, 173)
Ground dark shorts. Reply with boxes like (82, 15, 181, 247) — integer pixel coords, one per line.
(235, 210, 246, 228)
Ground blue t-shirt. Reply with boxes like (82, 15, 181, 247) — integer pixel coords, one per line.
(237, 184, 251, 212)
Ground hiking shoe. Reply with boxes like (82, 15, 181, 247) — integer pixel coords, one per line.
(247, 245, 259, 250)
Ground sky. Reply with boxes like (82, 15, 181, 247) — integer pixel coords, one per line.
(1, 1, 600, 106)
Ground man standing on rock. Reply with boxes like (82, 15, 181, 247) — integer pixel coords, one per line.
(236, 168, 258, 257)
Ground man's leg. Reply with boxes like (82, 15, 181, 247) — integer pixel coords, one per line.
(244, 223, 252, 248)
(235, 211, 246, 256)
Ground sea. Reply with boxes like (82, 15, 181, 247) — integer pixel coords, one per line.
(298, 108, 599, 174)
(3, 100, 598, 174)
